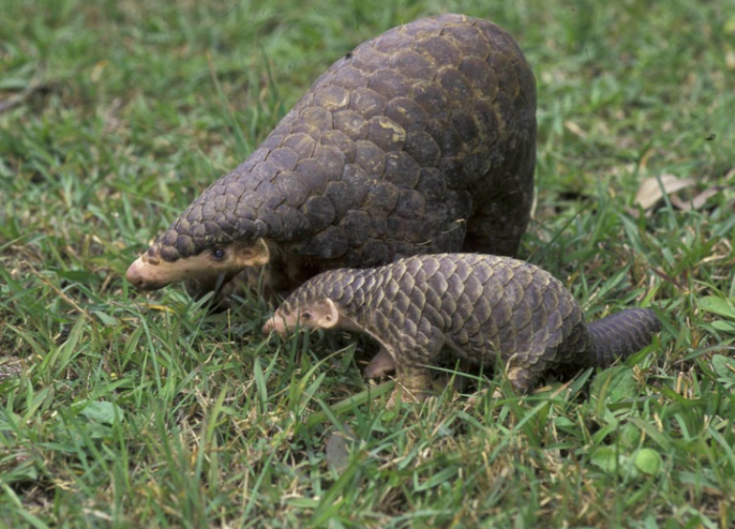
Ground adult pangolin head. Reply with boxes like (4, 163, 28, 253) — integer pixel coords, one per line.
(126, 178, 272, 291)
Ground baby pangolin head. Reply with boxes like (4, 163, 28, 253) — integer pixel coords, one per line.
(262, 268, 358, 335)
(262, 298, 341, 335)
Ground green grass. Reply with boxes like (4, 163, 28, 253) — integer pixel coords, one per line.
(1, 0, 735, 527)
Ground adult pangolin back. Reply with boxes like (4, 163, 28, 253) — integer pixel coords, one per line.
(126, 14, 537, 298)
(266, 254, 660, 394)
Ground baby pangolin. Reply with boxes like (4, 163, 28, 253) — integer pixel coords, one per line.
(263, 254, 660, 397)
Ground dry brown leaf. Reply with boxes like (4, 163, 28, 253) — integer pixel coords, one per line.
(635, 174, 696, 210)
(669, 186, 723, 211)
(564, 120, 587, 140)
(0, 356, 23, 380)
(727, 50, 735, 70)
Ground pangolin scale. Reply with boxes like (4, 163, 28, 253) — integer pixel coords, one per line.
(264, 254, 660, 395)
(126, 14, 537, 300)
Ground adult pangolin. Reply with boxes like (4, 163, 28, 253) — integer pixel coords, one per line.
(263, 254, 660, 397)
(126, 14, 537, 301)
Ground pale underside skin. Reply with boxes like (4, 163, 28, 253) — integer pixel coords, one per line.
(126, 238, 270, 291)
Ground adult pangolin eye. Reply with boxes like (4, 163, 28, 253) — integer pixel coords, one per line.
(212, 248, 226, 260)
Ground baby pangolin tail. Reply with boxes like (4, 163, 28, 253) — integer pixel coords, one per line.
(586, 308, 660, 367)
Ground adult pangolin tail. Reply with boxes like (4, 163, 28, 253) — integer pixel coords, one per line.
(586, 308, 660, 368)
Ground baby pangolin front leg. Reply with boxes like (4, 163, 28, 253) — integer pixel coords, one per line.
(263, 254, 660, 397)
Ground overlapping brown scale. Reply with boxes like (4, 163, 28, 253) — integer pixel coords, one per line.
(153, 14, 535, 268)
(275, 254, 659, 393)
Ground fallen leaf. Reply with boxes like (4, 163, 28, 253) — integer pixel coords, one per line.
(697, 296, 735, 319)
(634, 448, 663, 475)
(325, 426, 357, 474)
(635, 174, 696, 210)
(669, 186, 722, 211)
(0, 356, 23, 380)
(564, 120, 587, 140)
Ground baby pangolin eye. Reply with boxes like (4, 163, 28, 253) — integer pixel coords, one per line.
(301, 312, 312, 320)
(212, 248, 226, 260)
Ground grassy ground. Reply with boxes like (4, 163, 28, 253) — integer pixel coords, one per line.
(1, 0, 734, 527)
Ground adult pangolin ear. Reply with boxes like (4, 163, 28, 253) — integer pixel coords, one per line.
(316, 299, 340, 329)
(240, 238, 270, 266)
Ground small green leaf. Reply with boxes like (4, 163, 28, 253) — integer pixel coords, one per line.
(697, 296, 735, 319)
(590, 446, 620, 473)
(79, 401, 124, 425)
(554, 416, 575, 428)
(93, 310, 119, 327)
(591, 366, 637, 406)
(711, 320, 735, 333)
(621, 423, 640, 448)
(711, 355, 735, 382)
(634, 448, 662, 475)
